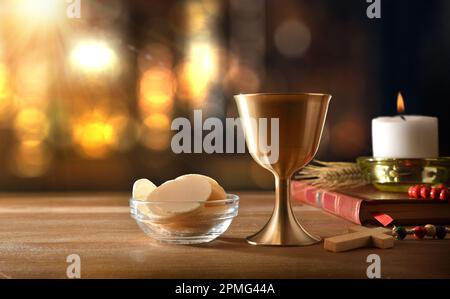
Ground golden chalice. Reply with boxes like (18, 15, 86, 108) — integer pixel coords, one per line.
(235, 93, 331, 246)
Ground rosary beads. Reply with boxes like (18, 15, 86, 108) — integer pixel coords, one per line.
(408, 184, 449, 200)
(393, 224, 449, 240)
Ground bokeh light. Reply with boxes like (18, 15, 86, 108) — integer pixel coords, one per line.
(70, 41, 117, 73)
(13, 108, 49, 145)
(274, 19, 311, 58)
(140, 113, 172, 151)
(140, 112, 172, 151)
(72, 110, 124, 159)
(14, 59, 49, 100)
(13, 0, 63, 23)
(177, 0, 220, 107)
(176, 43, 218, 104)
(185, 1, 209, 34)
(0, 64, 9, 98)
(10, 143, 51, 178)
(0, 63, 14, 123)
(143, 113, 171, 131)
(138, 41, 175, 151)
(139, 67, 175, 113)
(189, 43, 218, 81)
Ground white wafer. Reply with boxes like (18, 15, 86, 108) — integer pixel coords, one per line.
(148, 176, 212, 217)
(176, 174, 226, 200)
(132, 178, 157, 201)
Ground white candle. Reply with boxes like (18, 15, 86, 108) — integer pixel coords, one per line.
(372, 115, 439, 158)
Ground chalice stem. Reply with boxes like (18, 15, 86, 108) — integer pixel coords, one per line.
(246, 175, 321, 246)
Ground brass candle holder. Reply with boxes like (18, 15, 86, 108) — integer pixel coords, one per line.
(235, 93, 331, 246)
(357, 157, 450, 192)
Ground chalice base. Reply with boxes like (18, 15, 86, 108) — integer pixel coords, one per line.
(246, 214, 321, 246)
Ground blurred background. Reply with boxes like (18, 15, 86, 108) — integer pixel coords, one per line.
(0, 0, 448, 191)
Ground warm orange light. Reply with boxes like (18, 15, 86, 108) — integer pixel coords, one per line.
(15, 59, 49, 99)
(74, 121, 114, 159)
(0, 64, 8, 97)
(10, 142, 51, 178)
(176, 43, 218, 104)
(72, 111, 119, 159)
(0, 64, 13, 121)
(140, 113, 171, 151)
(13, 108, 49, 144)
(143, 113, 171, 130)
(141, 132, 170, 151)
(397, 92, 405, 114)
(14, 0, 63, 23)
(139, 67, 174, 112)
(71, 41, 116, 72)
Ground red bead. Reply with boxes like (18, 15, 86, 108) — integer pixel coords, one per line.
(420, 186, 431, 199)
(440, 189, 449, 201)
(411, 185, 421, 199)
(413, 226, 426, 239)
(435, 184, 446, 189)
(430, 188, 441, 200)
(408, 186, 415, 198)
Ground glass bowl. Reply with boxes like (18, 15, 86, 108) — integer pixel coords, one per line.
(357, 157, 450, 192)
(130, 194, 239, 244)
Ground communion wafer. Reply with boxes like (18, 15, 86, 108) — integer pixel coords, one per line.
(148, 175, 212, 217)
(176, 174, 226, 200)
(132, 178, 157, 201)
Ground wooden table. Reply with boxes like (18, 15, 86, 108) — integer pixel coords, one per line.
(0, 192, 448, 279)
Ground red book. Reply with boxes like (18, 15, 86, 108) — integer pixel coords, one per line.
(291, 180, 450, 226)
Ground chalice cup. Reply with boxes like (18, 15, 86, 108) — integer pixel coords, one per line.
(235, 93, 331, 246)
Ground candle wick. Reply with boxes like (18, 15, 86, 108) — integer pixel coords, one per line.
(400, 114, 406, 121)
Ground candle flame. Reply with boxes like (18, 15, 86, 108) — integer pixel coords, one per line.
(397, 92, 405, 114)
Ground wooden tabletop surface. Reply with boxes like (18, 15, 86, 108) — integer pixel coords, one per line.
(0, 192, 448, 279)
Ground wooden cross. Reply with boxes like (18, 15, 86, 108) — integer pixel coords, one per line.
(324, 226, 394, 253)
